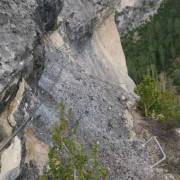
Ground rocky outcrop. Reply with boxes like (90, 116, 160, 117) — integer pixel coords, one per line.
(0, 0, 174, 179)
(24, 128, 49, 175)
(0, 136, 21, 180)
(0, 0, 38, 113)
(60, 0, 121, 43)
(116, 0, 163, 35)
(36, 0, 63, 31)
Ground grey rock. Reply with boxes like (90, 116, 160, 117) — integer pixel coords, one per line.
(0, 168, 20, 180)
(0, 0, 38, 113)
(0, 0, 176, 179)
(116, 0, 163, 35)
(36, 0, 63, 31)
(61, 0, 121, 43)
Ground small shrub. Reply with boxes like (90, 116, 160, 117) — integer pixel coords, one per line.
(42, 102, 107, 180)
(135, 76, 160, 117)
(135, 76, 180, 124)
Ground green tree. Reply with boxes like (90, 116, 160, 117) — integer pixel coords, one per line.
(135, 76, 180, 124)
(42, 102, 107, 180)
(135, 76, 160, 117)
(175, 18, 180, 36)
(122, 0, 180, 100)
(158, 45, 165, 70)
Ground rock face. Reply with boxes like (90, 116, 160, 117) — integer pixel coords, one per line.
(60, 0, 120, 43)
(0, 0, 171, 179)
(0, 0, 38, 113)
(24, 128, 49, 175)
(0, 136, 21, 180)
(116, 0, 163, 35)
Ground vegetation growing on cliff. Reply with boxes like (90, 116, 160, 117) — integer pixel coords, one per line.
(122, 0, 180, 125)
(135, 76, 180, 124)
(41, 102, 107, 180)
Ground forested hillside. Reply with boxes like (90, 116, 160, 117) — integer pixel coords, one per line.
(122, 0, 180, 94)
(122, 0, 180, 126)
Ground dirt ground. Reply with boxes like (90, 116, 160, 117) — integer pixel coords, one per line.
(132, 110, 180, 179)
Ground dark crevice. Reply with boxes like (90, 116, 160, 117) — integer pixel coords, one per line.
(35, 0, 64, 32)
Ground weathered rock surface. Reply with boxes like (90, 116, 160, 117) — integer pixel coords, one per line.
(116, 0, 163, 35)
(60, 0, 120, 43)
(0, 0, 38, 113)
(24, 128, 49, 175)
(0, 136, 21, 180)
(0, 0, 175, 179)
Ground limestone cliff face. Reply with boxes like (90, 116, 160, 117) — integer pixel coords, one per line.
(116, 0, 163, 35)
(0, 0, 171, 179)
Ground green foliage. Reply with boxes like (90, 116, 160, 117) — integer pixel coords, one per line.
(135, 76, 180, 124)
(122, 0, 180, 125)
(42, 102, 107, 180)
(122, 0, 180, 88)
(135, 76, 160, 117)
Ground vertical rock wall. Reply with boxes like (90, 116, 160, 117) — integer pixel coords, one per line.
(0, 0, 171, 179)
